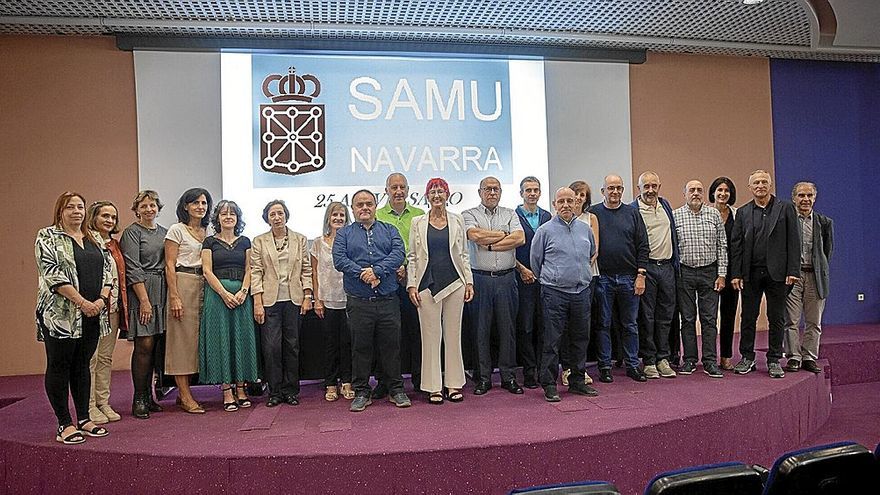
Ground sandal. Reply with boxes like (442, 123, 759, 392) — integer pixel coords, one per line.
(428, 393, 444, 405)
(445, 389, 464, 403)
(325, 386, 339, 402)
(77, 419, 109, 438)
(222, 386, 239, 412)
(235, 385, 252, 408)
(340, 383, 355, 400)
(56, 424, 85, 445)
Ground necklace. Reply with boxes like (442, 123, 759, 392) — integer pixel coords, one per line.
(185, 223, 205, 242)
(274, 235, 289, 252)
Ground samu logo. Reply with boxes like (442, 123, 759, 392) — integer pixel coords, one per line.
(259, 67, 325, 176)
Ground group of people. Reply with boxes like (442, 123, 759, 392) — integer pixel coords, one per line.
(34, 169, 833, 443)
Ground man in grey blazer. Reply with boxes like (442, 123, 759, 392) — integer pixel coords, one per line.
(783, 182, 834, 374)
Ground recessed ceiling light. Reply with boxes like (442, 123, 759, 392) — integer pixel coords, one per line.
(742, 0, 765, 5)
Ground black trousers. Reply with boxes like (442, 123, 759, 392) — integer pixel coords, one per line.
(718, 284, 739, 358)
(347, 296, 403, 397)
(739, 267, 790, 363)
(638, 262, 675, 365)
(260, 301, 301, 398)
(516, 280, 543, 380)
(322, 308, 352, 387)
(44, 317, 100, 427)
(540, 286, 591, 387)
(469, 272, 518, 382)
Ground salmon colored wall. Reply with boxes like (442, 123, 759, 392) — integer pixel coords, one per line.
(0, 40, 774, 376)
(629, 52, 774, 331)
(0, 36, 138, 376)
(629, 52, 777, 208)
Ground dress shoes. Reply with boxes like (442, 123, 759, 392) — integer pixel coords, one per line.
(473, 381, 492, 395)
(132, 396, 150, 420)
(266, 396, 284, 407)
(598, 368, 613, 383)
(284, 395, 300, 406)
(148, 398, 163, 412)
(784, 359, 801, 372)
(626, 367, 647, 382)
(802, 360, 822, 374)
(568, 382, 599, 397)
(501, 379, 524, 394)
(523, 375, 539, 389)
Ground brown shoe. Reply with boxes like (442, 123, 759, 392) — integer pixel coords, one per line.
(177, 397, 205, 414)
(719, 357, 734, 371)
(325, 386, 339, 402)
(340, 383, 355, 400)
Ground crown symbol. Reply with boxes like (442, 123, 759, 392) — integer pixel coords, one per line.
(261, 67, 322, 103)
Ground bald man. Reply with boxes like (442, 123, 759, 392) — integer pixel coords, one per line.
(530, 188, 598, 401)
(592, 174, 650, 383)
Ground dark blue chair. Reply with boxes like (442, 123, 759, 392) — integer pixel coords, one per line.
(763, 441, 877, 494)
(644, 462, 763, 495)
(509, 481, 620, 494)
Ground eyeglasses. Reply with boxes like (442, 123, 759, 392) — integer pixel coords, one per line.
(427, 189, 447, 197)
(481, 187, 501, 193)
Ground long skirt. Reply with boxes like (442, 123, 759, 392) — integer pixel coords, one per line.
(165, 272, 203, 375)
(198, 278, 260, 384)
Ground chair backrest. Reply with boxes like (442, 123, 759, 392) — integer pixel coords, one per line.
(644, 462, 764, 495)
(509, 480, 621, 495)
(763, 441, 877, 495)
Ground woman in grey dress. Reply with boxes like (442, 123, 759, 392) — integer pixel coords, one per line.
(120, 190, 168, 419)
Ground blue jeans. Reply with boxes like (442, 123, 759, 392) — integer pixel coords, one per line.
(596, 274, 640, 369)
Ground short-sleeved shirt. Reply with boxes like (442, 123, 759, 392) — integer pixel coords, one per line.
(376, 202, 425, 254)
(202, 236, 251, 281)
(165, 223, 204, 268)
(462, 204, 523, 271)
(310, 236, 347, 310)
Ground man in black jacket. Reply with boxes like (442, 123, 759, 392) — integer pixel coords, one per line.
(730, 170, 800, 378)
(783, 182, 834, 374)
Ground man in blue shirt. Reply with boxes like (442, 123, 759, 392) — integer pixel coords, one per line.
(514, 176, 552, 389)
(592, 174, 651, 383)
(333, 190, 410, 411)
(531, 187, 598, 401)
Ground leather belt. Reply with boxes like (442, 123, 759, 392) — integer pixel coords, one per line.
(349, 294, 395, 302)
(648, 259, 672, 265)
(800, 265, 814, 273)
(175, 266, 203, 275)
(473, 268, 514, 277)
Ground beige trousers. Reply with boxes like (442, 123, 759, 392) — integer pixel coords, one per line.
(90, 311, 119, 408)
(783, 270, 826, 362)
(418, 285, 466, 394)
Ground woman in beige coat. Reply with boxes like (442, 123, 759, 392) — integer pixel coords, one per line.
(407, 178, 474, 405)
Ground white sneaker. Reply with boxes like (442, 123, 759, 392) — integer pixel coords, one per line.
(657, 359, 677, 378)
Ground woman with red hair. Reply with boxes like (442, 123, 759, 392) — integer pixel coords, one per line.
(406, 178, 474, 404)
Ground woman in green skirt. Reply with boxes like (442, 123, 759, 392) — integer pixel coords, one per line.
(199, 200, 259, 411)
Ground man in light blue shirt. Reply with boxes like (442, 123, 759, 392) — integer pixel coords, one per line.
(530, 187, 598, 401)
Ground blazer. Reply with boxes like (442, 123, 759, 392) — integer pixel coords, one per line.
(250, 228, 313, 307)
(729, 196, 800, 283)
(407, 212, 474, 302)
(806, 212, 834, 299)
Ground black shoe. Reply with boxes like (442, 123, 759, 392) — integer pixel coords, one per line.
(679, 361, 697, 375)
(389, 392, 412, 408)
(132, 395, 150, 420)
(703, 363, 724, 378)
(473, 381, 491, 395)
(784, 359, 801, 372)
(284, 395, 300, 406)
(371, 385, 388, 400)
(350, 395, 372, 412)
(802, 360, 822, 374)
(614, 359, 624, 368)
(523, 375, 539, 389)
(501, 379, 524, 395)
(147, 397, 163, 413)
(598, 368, 613, 383)
(266, 396, 283, 407)
(568, 382, 599, 397)
(669, 356, 682, 369)
(543, 385, 561, 402)
(626, 367, 647, 382)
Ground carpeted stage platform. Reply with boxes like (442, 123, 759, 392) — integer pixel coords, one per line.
(1, 325, 877, 495)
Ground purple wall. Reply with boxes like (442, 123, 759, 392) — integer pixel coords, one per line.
(770, 59, 880, 324)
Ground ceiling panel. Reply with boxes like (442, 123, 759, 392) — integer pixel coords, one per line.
(1, 0, 878, 62)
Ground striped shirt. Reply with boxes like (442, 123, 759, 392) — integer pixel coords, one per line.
(673, 204, 728, 277)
